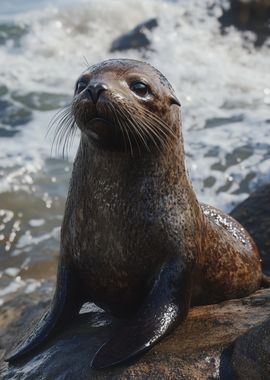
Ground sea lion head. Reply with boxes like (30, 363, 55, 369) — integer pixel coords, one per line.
(54, 59, 181, 155)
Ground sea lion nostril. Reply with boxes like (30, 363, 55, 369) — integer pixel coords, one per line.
(88, 83, 108, 103)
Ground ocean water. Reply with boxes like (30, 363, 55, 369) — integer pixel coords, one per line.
(0, 0, 269, 305)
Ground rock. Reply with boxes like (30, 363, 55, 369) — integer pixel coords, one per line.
(230, 184, 270, 275)
(12, 92, 72, 112)
(218, 0, 270, 47)
(0, 99, 32, 137)
(231, 318, 270, 380)
(1, 288, 270, 380)
(110, 18, 158, 52)
(0, 85, 8, 97)
(226, 184, 270, 379)
(0, 22, 28, 47)
(0, 289, 51, 364)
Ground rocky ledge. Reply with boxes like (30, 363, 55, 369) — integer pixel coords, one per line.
(0, 288, 270, 380)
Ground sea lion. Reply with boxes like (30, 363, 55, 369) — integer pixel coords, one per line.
(6, 59, 263, 369)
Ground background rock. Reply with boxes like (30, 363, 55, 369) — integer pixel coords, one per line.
(230, 184, 270, 275)
(110, 18, 158, 52)
(218, 0, 270, 46)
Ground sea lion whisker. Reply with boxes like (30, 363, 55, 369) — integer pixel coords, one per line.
(61, 126, 74, 158)
(83, 56, 90, 68)
(115, 107, 134, 156)
(53, 117, 75, 158)
(47, 105, 73, 134)
(123, 102, 169, 152)
(138, 112, 174, 151)
(135, 113, 167, 152)
(146, 111, 177, 141)
(52, 113, 74, 146)
(139, 117, 166, 151)
(51, 121, 69, 157)
(117, 106, 144, 156)
(120, 107, 151, 153)
(116, 101, 158, 152)
(108, 104, 128, 153)
(65, 122, 77, 157)
(135, 102, 177, 141)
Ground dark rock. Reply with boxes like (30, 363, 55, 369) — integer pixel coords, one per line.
(0, 22, 28, 47)
(211, 145, 254, 171)
(218, 0, 270, 47)
(12, 92, 72, 111)
(0, 85, 8, 97)
(1, 288, 270, 379)
(205, 115, 244, 129)
(231, 318, 270, 380)
(0, 99, 32, 137)
(110, 18, 158, 52)
(230, 184, 270, 275)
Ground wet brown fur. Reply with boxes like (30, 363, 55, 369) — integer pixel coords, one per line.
(60, 59, 262, 315)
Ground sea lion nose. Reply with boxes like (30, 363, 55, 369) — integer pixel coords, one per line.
(87, 83, 108, 104)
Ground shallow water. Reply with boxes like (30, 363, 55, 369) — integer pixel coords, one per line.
(0, 0, 269, 305)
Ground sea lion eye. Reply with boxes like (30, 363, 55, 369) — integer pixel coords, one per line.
(77, 80, 87, 93)
(130, 81, 148, 97)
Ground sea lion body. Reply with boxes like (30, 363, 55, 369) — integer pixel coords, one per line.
(64, 146, 202, 316)
(7, 59, 262, 369)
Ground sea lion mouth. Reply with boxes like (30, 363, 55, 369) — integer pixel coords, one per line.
(85, 117, 116, 142)
(89, 117, 112, 126)
(75, 113, 126, 152)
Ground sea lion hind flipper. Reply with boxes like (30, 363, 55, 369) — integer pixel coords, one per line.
(91, 257, 192, 370)
(6, 260, 81, 363)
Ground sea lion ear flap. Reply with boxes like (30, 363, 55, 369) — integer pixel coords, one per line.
(170, 95, 181, 107)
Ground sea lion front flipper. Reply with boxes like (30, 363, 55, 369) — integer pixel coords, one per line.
(6, 257, 82, 363)
(91, 257, 192, 370)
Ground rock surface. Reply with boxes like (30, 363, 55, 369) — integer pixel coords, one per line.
(230, 184, 270, 275)
(218, 0, 270, 46)
(231, 318, 270, 380)
(1, 288, 270, 380)
(110, 18, 158, 52)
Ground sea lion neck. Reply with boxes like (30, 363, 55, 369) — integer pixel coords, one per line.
(76, 134, 189, 186)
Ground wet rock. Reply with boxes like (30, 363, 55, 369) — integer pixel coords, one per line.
(12, 92, 72, 111)
(0, 22, 28, 47)
(211, 144, 254, 172)
(0, 100, 32, 137)
(110, 18, 158, 52)
(1, 288, 270, 380)
(230, 184, 270, 275)
(0, 290, 51, 364)
(203, 176, 216, 188)
(231, 318, 270, 380)
(0, 85, 8, 97)
(205, 115, 244, 129)
(218, 0, 270, 47)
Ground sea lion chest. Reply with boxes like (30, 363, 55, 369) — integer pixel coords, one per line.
(63, 166, 182, 311)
